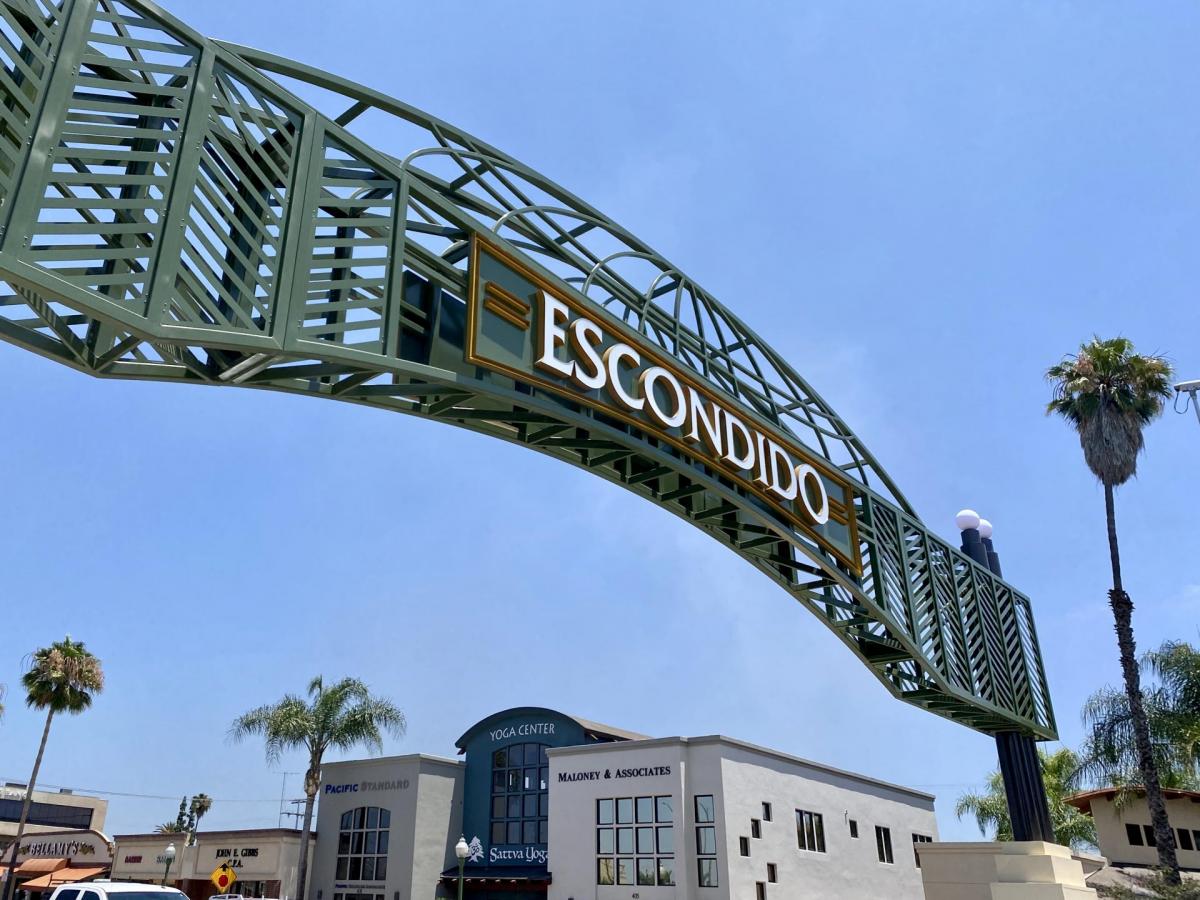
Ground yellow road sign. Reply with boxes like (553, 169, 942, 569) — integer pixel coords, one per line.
(211, 863, 237, 891)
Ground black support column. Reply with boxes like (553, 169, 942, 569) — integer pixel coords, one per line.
(958, 512, 1055, 844)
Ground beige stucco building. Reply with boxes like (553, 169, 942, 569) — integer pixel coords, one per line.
(0, 785, 108, 850)
(111, 829, 314, 900)
(1068, 788, 1200, 890)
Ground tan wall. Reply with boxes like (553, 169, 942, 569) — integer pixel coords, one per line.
(1091, 796, 1200, 869)
(112, 830, 314, 897)
(0, 786, 108, 841)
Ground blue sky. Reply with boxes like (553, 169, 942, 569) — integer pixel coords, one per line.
(1, 1, 1198, 843)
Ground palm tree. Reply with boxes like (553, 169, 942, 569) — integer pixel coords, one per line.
(1, 637, 104, 900)
(1047, 336, 1177, 881)
(1076, 641, 1200, 804)
(230, 677, 405, 900)
(956, 747, 1098, 851)
(189, 793, 213, 843)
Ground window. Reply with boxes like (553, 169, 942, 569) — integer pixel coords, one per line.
(739, 836, 750, 857)
(336, 806, 390, 882)
(795, 809, 826, 853)
(849, 819, 859, 838)
(876, 826, 894, 864)
(491, 743, 548, 847)
(1194, 830, 1200, 850)
(913, 833, 933, 867)
(598, 797, 673, 887)
(695, 795, 718, 888)
(1144, 825, 1156, 848)
(767, 863, 777, 883)
(751, 818, 762, 839)
(1180, 829, 1195, 852)
(0, 798, 93, 829)
(762, 802, 773, 822)
(597, 858, 614, 885)
(756, 882, 766, 900)
(1126, 823, 1144, 846)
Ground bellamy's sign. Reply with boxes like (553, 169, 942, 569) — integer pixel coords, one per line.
(14, 829, 112, 864)
(467, 233, 862, 574)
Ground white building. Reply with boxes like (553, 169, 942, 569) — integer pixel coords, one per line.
(548, 735, 935, 900)
(310, 707, 936, 900)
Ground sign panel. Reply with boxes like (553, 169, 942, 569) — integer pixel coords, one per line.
(211, 863, 237, 891)
(13, 830, 111, 864)
(466, 233, 862, 574)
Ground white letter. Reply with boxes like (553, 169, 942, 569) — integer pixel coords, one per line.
(568, 317, 606, 390)
(766, 440, 798, 501)
(639, 366, 687, 429)
(722, 412, 755, 470)
(534, 293, 574, 378)
(752, 431, 770, 485)
(603, 343, 643, 410)
(795, 463, 830, 525)
(685, 387, 724, 457)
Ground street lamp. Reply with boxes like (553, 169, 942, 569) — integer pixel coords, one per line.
(161, 843, 176, 887)
(955, 509, 1054, 844)
(453, 836, 469, 900)
(1176, 379, 1200, 425)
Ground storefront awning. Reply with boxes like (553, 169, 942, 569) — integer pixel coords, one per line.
(439, 865, 551, 885)
(21, 866, 109, 890)
(14, 859, 67, 876)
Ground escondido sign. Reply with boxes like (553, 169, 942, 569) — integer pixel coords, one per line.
(466, 233, 862, 574)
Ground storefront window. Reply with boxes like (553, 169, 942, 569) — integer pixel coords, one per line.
(337, 806, 390, 882)
(490, 743, 548, 846)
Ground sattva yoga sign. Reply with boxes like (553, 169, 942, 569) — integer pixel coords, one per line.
(467, 233, 862, 574)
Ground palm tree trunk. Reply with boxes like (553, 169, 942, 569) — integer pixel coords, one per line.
(2, 709, 55, 900)
(293, 764, 319, 900)
(1105, 482, 1181, 884)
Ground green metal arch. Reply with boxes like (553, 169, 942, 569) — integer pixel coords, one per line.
(0, 0, 1054, 738)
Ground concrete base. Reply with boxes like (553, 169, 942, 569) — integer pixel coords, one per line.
(919, 841, 1100, 899)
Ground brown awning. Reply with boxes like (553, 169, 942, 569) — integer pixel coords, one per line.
(15, 859, 67, 876)
(21, 866, 108, 890)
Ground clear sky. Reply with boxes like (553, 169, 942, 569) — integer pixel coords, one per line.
(1, 0, 1197, 844)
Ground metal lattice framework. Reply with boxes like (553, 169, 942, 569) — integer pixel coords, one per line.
(0, 0, 1055, 738)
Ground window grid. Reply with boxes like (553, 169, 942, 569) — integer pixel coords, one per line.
(795, 809, 826, 853)
(755, 882, 766, 900)
(596, 795, 674, 887)
(767, 862, 777, 883)
(913, 833, 933, 867)
(751, 818, 762, 839)
(876, 825, 894, 864)
(762, 802, 772, 822)
(335, 806, 390, 882)
(739, 836, 750, 857)
(490, 742, 548, 847)
(695, 795, 718, 888)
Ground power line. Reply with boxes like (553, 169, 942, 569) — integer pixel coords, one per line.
(0, 777, 286, 804)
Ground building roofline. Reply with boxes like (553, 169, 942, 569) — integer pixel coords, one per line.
(321, 753, 462, 771)
(113, 828, 312, 841)
(547, 735, 935, 802)
(1066, 787, 1200, 815)
(455, 707, 648, 749)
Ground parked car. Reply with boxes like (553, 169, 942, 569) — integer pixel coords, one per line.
(49, 882, 188, 900)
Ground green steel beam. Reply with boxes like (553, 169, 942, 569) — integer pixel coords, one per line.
(0, 0, 1056, 739)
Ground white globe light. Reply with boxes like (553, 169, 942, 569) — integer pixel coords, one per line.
(978, 519, 993, 539)
(955, 509, 981, 531)
(455, 835, 469, 860)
